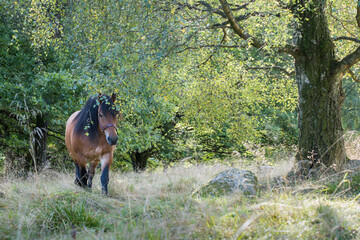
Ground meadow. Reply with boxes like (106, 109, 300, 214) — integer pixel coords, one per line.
(1, 149, 360, 240)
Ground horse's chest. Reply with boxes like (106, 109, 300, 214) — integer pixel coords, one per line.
(84, 144, 114, 163)
(95, 145, 111, 155)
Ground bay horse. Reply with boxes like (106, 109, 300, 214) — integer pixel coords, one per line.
(65, 93, 120, 195)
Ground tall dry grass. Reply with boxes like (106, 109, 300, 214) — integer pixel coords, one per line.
(0, 159, 359, 239)
(2, 133, 360, 239)
(345, 131, 360, 160)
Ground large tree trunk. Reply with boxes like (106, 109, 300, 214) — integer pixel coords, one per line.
(294, 0, 347, 170)
(218, 0, 360, 174)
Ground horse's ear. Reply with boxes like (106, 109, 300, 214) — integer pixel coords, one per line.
(98, 93, 103, 104)
(111, 93, 116, 103)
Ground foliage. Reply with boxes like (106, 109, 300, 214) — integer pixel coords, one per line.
(162, 42, 298, 160)
(0, 0, 86, 174)
(0, 1, 43, 174)
(342, 76, 360, 131)
(2, 0, 360, 173)
(168, 0, 360, 168)
(322, 173, 360, 197)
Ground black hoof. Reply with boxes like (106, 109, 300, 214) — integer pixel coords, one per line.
(74, 178, 81, 186)
(75, 178, 87, 188)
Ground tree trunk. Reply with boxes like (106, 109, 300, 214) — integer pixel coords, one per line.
(294, 0, 347, 170)
(32, 114, 48, 172)
(130, 150, 152, 172)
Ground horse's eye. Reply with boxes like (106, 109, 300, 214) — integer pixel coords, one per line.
(99, 113, 103, 118)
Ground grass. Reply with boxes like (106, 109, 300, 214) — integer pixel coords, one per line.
(1, 162, 360, 239)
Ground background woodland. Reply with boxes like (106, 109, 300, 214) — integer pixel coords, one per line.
(1, 0, 360, 174)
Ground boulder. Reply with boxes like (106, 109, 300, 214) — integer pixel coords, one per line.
(191, 168, 258, 197)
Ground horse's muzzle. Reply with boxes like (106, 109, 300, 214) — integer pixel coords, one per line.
(107, 136, 118, 145)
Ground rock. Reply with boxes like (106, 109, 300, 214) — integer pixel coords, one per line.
(191, 168, 258, 197)
(307, 168, 321, 179)
(296, 160, 312, 175)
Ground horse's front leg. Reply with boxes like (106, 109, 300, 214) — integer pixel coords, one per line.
(74, 161, 88, 188)
(100, 153, 113, 195)
(87, 161, 99, 189)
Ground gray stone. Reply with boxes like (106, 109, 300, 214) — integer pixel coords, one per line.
(296, 160, 312, 174)
(307, 168, 320, 179)
(191, 168, 258, 197)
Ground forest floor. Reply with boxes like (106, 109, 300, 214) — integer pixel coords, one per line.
(1, 156, 360, 240)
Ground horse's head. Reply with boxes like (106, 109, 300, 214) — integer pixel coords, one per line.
(98, 93, 119, 146)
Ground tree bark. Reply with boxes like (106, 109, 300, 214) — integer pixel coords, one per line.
(293, 0, 346, 170)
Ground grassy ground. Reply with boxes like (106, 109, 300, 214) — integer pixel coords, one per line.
(1, 159, 360, 240)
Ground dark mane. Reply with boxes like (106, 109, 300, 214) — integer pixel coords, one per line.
(73, 95, 117, 139)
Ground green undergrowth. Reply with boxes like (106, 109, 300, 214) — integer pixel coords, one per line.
(1, 165, 360, 239)
(321, 173, 360, 198)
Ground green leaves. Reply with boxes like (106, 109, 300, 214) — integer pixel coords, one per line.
(4, 0, 360, 172)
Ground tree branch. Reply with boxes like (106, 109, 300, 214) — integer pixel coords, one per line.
(347, 69, 360, 83)
(48, 133, 64, 142)
(47, 127, 65, 142)
(246, 65, 295, 76)
(175, 0, 297, 56)
(219, 0, 263, 48)
(333, 36, 360, 43)
(176, 1, 253, 19)
(328, 1, 357, 38)
(357, 0, 360, 29)
(48, 127, 64, 136)
(275, 0, 290, 10)
(211, 11, 281, 29)
(0, 109, 19, 122)
(334, 45, 360, 74)
(197, 1, 226, 18)
(176, 43, 246, 54)
(218, 0, 297, 56)
(329, 1, 360, 75)
(175, 1, 225, 18)
(197, 28, 228, 67)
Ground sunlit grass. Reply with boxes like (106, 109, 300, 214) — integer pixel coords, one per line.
(1, 162, 360, 239)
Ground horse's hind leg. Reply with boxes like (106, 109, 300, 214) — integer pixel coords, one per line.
(74, 162, 88, 188)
